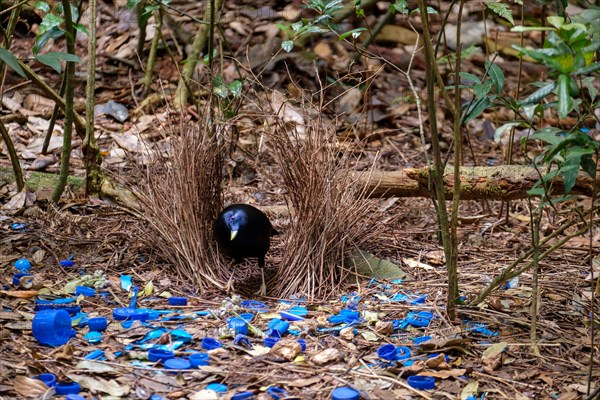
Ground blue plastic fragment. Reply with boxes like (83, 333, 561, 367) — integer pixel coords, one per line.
(377, 344, 397, 361)
(228, 317, 248, 335)
(413, 335, 432, 345)
(206, 383, 227, 392)
(10, 222, 29, 231)
(55, 382, 80, 395)
(328, 315, 346, 325)
(37, 373, 56, 387)
(232, 391, 255, 400)
(201, 337, 222, 350)
(32, 310, 72, 347)
(164, 357, 191, 371)
(395, 346, 411, 360)
(12, 273, 33, 286)
(84, 331, 103, 344)
(239, 313, 254, 322)
(84, 349, 106, 360)
(241, 300, 269, 313)
(263, 337, 280, 348)
(267, 320, 289, 337)
(297, 339, 306, 352)
(331, 386, 359, 400)
(75, 286, 96, 297)
(66, 394, 85, 400)
(171, 329, 192, 343)
(14, 258, 32, 272)
(280, 311, 305, 321)
(267, 386, 287, 399)
(189, 353, 209, 367)
(148, 348, 175, 363)
(129, 286, 139, 308)
(113, 307, 149, 321)
(407, 375, 435, 390)
(234, 334, 253, 349)
(88, 317, 108, 332)
(468, 323, 498, 337)
(138, 328, 167, 343)
(168, 297, 188, 306)
(149, 395, 164, 400)
(59, 259, 75, 267)
(406, 311, 433, 328)
(120, 275, 133, 292)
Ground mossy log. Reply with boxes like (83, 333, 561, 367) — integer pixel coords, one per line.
(356, 165, 599, 200)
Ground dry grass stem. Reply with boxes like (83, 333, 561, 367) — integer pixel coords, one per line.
(136, 112, 226, 293)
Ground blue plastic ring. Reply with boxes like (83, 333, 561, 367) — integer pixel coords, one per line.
(407, 375, 435, 390)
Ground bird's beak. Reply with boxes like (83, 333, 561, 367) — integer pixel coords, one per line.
(230, 230, 238, 240)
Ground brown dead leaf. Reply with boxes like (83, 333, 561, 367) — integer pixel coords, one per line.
(375, 321, 394, 336)
(425, 353, 451, 369)
(284, 376, 323, 388)
(482, 342, 506, 373)
(420, 368, 467, 379)
(314, 41, 332, 59)
(68, 374, 130, 397)
(1, 290, 39, 299)
(311, 348, 342, 365)
(13, 376, 52, 398)
(374, 25, 419, 45)
(270, 340, 302, 361)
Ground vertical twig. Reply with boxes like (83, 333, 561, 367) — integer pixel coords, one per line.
(52, 0, 76, 201)
(142, 7, 162, 95)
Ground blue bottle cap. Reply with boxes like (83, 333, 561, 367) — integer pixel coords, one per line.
(60, 259, 76, 267)
(241, 300, 269, 313)
(239, 313, 254, 322)
(164, 357, 191, 371)
(37, 373, 56, 387)
(228, 317, 248, 335)
(377, 344, 397, 361)
(14, 258, 32, 272)
(206, 383, 227, 392)
(288, 306, 308, 316)
(201, 337, 222, 350)
(87, 317, 108, 332)
(331, 386, 359, 400)
(189, 353, 209, 367)
(168, 297, 188, 306)
(328, 315, 346, 325)
(148, 348, 175, 363)
(55, 382, 80, 395)
(12, 273, 33, 286)
(66, 395, 85, 400)
(413, 335, 432, 345)
(297, 339, 307, 352)
(267, 386, 287, 399)
(263, 337, 280, 348)
(75, 286, 96, 297)
(395, 346, 411, 360)
(32, 310, 72, 347)
(269, 320, 289, 337)
(84, 331, 103, 344)
(112, 307, 149, 321)
(232, 391, 255, 400)
(407, 375, 435, 390)
(280, 311, 304, 321)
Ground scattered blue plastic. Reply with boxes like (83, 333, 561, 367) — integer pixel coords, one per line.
(201, 337, 222, 350)
(466, 322, 498, 337)
(120, 275, 133, 292)
(84, 331, 103, 344)
(10, 222, 30, 231)
(37, 373, 56, 387)
(264, 337, 280, 348)
(55, 382, 80, 395)
(14, 258, 32, 272)
(407, 375, 435, 390)
(164, 357, 191, 371)
(232, 391, 255, 400)
(229, 317, 249, 335)
(206, 383, 228, 392)
(113, 307, 149, 322)
(168, 297, 188, 306)
(148, 348, 175, 363)
(241, 300, 269, 313)
(189, 353, 209, 367)
(87, 317, 108, 332)
(413, 335, 432, 346)
(75, 286, 96, 297)
(266, 319, 289, 337)
(12, 273, 33, 286)
(377, 344, 411, 361)
(59, 256, 76, 267)
(234, 334, 253, 348)
(331, 386, 359, 400)
(84, 349, 105, 360)
(267, 386, 287, 399)
(35, 299, 80, 315)
(32, 310, 72, 347)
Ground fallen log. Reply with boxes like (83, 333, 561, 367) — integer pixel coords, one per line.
(356, 165, 599, 200)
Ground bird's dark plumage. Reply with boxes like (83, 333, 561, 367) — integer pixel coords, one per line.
(213, 204, 277, 295)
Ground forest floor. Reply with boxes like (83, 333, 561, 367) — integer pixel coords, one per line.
(1, 0, 599, 399)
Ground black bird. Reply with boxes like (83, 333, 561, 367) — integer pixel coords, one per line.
(213, 204, 277, 295)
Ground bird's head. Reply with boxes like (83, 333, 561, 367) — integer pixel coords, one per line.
(224, 209, 248, 241)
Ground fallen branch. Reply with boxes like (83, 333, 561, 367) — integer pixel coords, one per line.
(357, 165, 599, 200)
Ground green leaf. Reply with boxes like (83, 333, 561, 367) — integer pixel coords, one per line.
(494, 122, 523, 143)
(561, 147, 594, 194)
(126, 0, 143, 9)
(547, 16, 565, 29)
(228, 80, 242, 98)
(0, 48, 26, 78)
(462, 96, 493, 124)
(521, 82, 556, 105)
(556, 74, 573, 119)
(473, 80, 492, 99)
(581, 154, 596, 179)
(391, 0, 408, 14)
(527, 186, 547, 197)
(530, 127, 563, 146)
(511, 25, 555, 33)
(34, 25, 64, 54)
(39, 13, 63, 36)
(573, 62, 600, 76)
(281, 40, 294, 53)
(459, 71, 481, 85)
(212, 76, 228, 98)
(35, 1, 50, 12)
(73, 23, 88, 35)
(484, 2, 514, 25)
(582, 77, 597, 101)
(485, 60, 504, 94)
(338, 27, 366, 40)
(35, 52, 81, 73)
